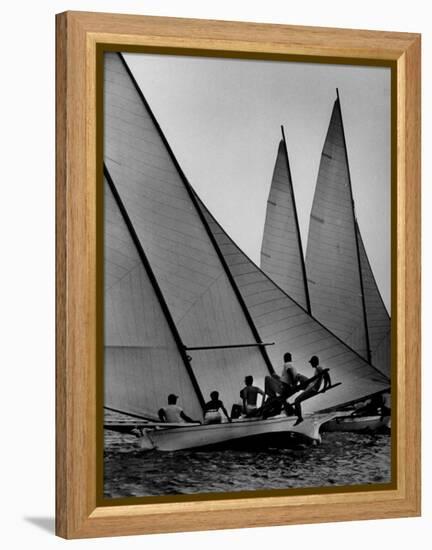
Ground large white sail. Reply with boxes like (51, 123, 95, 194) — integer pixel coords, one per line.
(305, 94, 390, 376)
(104, 52, 273, 411)
(305, 97, 370, 360)
(104, 178, 203, 421)
(357, 224, 391, 376)
(196, 197, 390, 413)
(260, 133, 310, 311)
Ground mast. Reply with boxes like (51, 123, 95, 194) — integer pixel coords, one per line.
(280, 125, 311, 314)
(336, 89, 372, 364)
(104, 165, 206, 410)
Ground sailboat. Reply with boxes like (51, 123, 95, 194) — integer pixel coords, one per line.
(103, 52, 389, 450)
(104, 167, 336, 450)
(260, 92, 391, 432)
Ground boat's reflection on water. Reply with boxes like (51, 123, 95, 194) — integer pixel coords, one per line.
(103, 430, 390, 499)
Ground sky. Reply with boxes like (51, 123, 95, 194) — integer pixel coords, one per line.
(125, 53, 391, 312)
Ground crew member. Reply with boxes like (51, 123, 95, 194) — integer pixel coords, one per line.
(240, 375, 265, 416)
(293, 356, 331, 425)
(158, 394, 199, 424)
(264, 352, 306, 399)
(203, 391, 231, 424)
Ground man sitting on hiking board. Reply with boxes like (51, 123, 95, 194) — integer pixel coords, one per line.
(260, 352, 308, 419)
(264, 352, 307, 400)
(293, 355, 331, 425)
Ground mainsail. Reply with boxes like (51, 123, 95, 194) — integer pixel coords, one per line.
(195, 196, 390, 414)
(260, 128, 310, 312)
(104, 177, 203, 421)
(104, 52, 273, 414)
(305, 92, 390, 375)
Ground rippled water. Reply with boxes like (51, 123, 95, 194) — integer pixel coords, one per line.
(104, 428, 391, 499)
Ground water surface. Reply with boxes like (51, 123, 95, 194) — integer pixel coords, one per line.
(104, 428, 391, 498)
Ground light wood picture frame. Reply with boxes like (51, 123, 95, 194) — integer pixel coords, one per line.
(56, 11, 421, 539)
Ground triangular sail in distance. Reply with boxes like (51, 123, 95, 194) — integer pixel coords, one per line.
(305, 92, 390, 376)
(104, 52, 273, 412)
(104, 178, 203, 421)
(260, 129, 310, 312)
(357, 224, 391, 376)
(305, 95, 370, 361)
(195, 196, 390, 414)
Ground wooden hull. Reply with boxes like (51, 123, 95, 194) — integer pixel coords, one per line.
(139, 413, 337, 452)
(322, 415, 391, 433)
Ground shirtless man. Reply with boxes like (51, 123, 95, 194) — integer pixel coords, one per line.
(240, 376, 265, 416)
(203, 391, 231, 424)
(293, 356, 331, 425)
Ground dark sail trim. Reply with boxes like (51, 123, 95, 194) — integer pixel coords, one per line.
(104, 164, 206, 410)
(281, 125, 311, 314)
(336, 89, 372, 363)
(118, 52, 275, 376)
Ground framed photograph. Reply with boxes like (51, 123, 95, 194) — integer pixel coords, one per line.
(56, 11, 421, 539)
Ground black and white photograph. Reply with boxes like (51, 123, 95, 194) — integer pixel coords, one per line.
(103, 50, 392, 500)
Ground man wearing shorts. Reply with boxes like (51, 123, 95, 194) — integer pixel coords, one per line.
(240, 375, 265, 416)
(293, 356, 331, 425)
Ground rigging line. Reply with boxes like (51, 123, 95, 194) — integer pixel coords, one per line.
(336, 89, 372, 364)
(104, 406, 158, 422)
(104, 165, 206, 411)
(281, 125, 312, 314)
(117, 52, 276, 376)
(184, 342, 275, 351)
